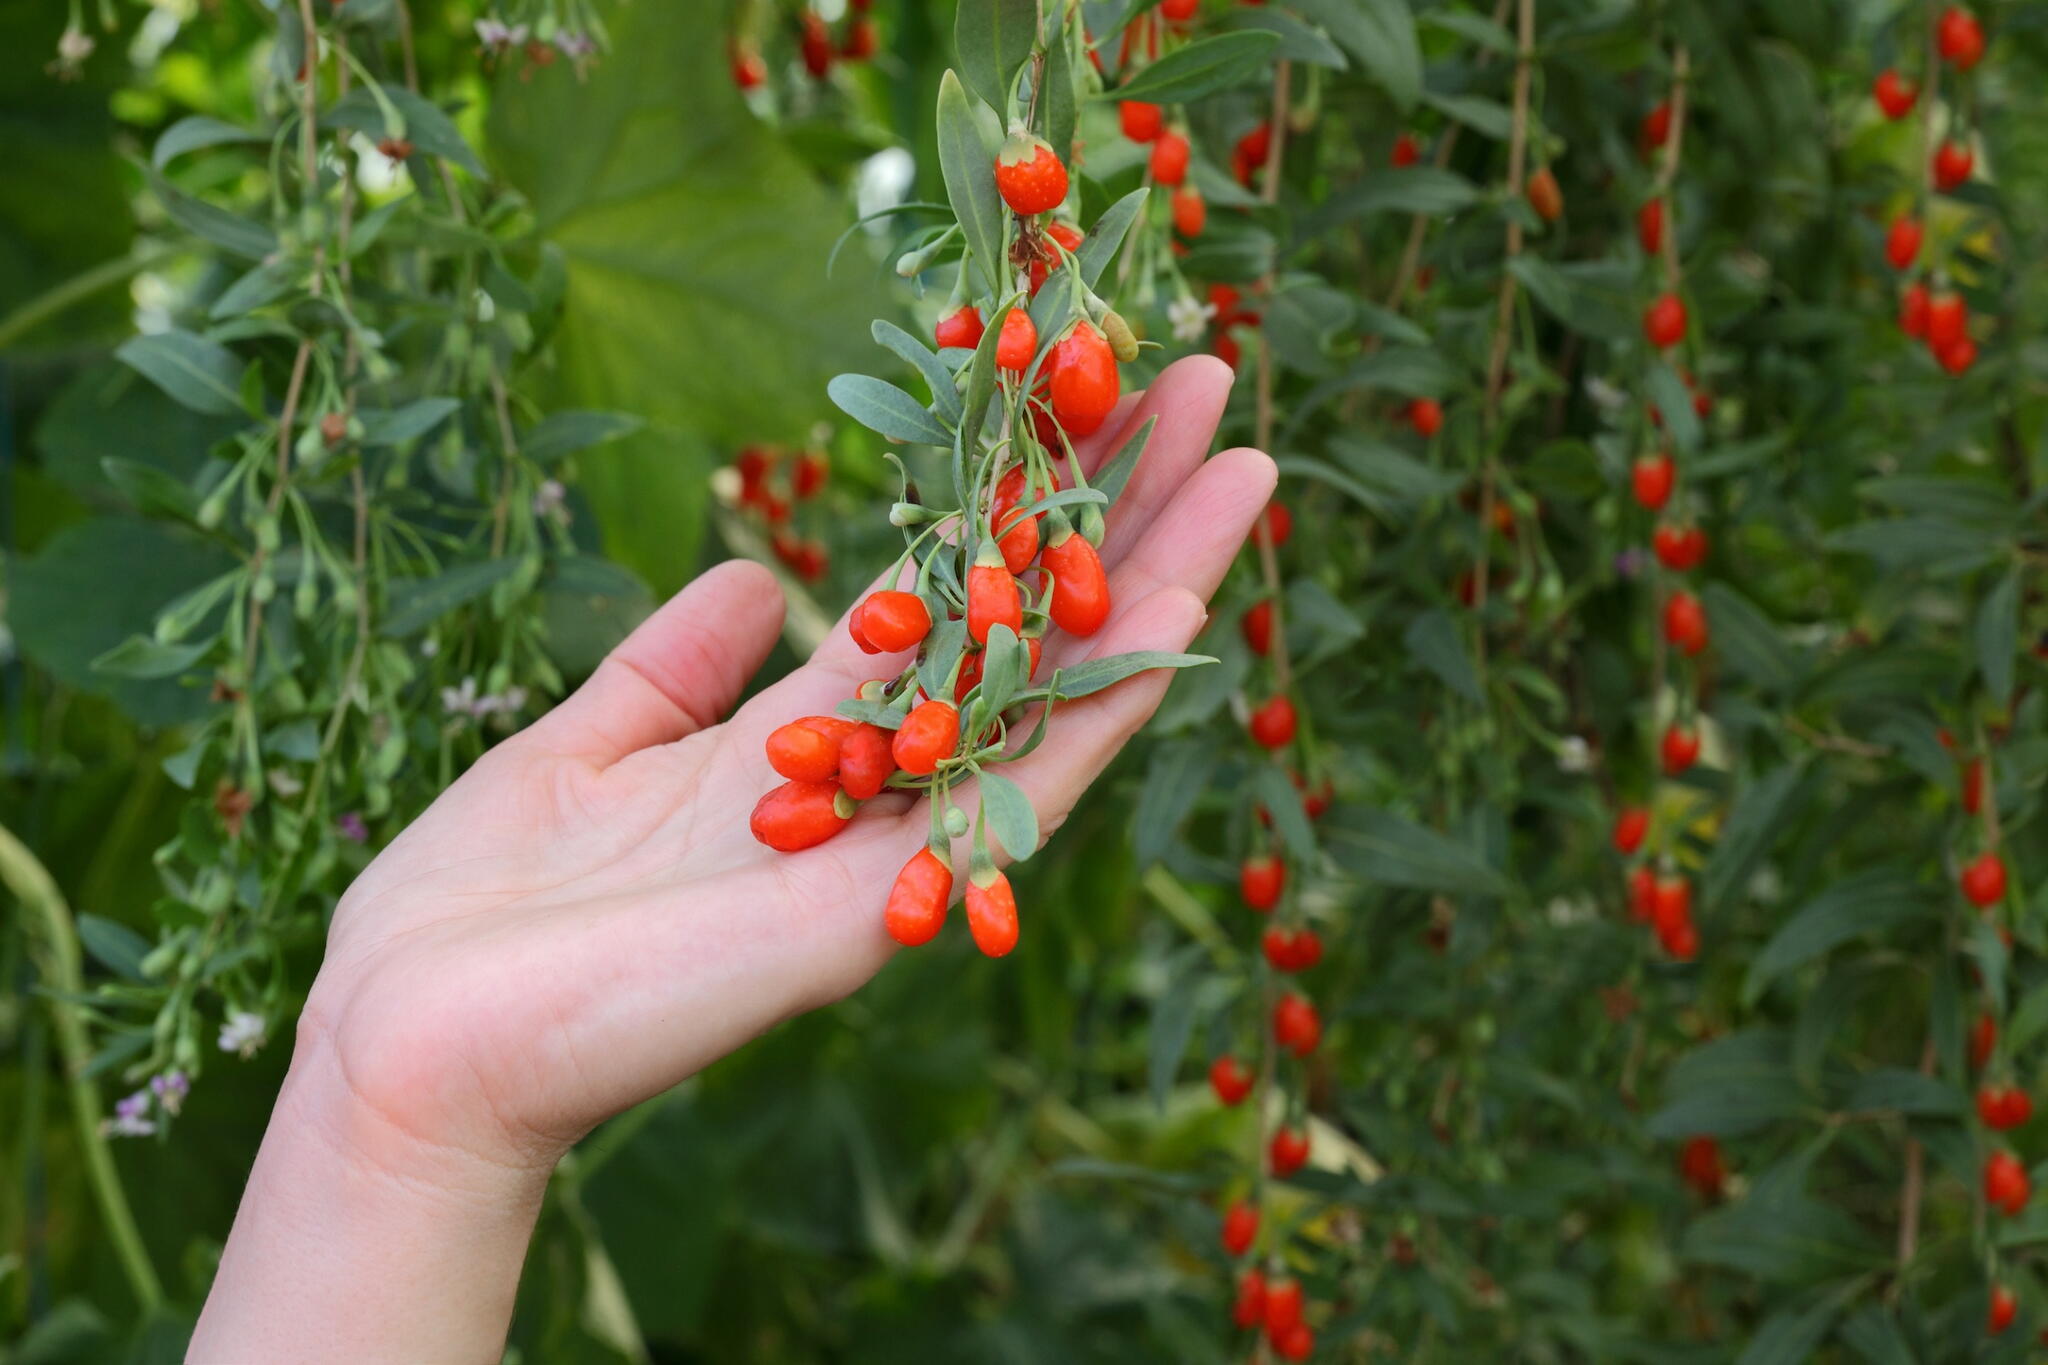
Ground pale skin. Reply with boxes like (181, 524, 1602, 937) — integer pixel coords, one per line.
(188, 357, 1273, 1363)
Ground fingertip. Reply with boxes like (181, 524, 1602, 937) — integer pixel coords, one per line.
(1210, 445, 1280, 496)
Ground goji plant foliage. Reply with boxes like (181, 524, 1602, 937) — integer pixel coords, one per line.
(4, 0, 2048, 1361)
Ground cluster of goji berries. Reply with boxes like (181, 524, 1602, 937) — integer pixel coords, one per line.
(729, 0, 877, 94)
(1873, 5, 1986, 375)
(753, 26, 1214, 965)
(726, 442, 831, 581)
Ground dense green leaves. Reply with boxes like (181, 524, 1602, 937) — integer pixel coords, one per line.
(1110, 32, 1283, 103)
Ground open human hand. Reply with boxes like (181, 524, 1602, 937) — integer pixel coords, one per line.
(191, 355, 1273, 1362)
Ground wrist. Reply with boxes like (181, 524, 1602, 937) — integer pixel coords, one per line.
(191, 1014, 557, 1364)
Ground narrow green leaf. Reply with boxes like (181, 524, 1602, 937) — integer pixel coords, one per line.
(978, 769, 1039, 860)
(115, 330, 245, 416)
(1133, 740, 1217, 867)
(937, 71, 1009, 297)
(148, 171, 278, 260)
(1253, 763, 1317, 862)
(956, 0, 1040, 114)
(1743, 870, 1935, 1004)
(521, 411, 646, 464)
(1324, 810, 1511, 897)
(379, 559, 523, 637)
(1109, 31, 1282, 102)
(827, 374, 954, 446)
(872, 320, 964, 424)
(77, 915, 153, 981)
(1049, 651, 1214, 700)
(327, 87, 485, 177)
(360, 397, 462, 447)
(1091, 415, 1156, 507)
(1976, 567, 2019, 705)
(1077, 188, 1149, 291)
(1147, 945, 1206, 1112)
(91, 635, 209, 680)
(1404, 609, 1481, 703)
(152, 114, 266, 168)
(1292, 0, 1420, 110)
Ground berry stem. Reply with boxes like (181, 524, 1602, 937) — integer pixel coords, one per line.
(1472, 0, 1537, 689)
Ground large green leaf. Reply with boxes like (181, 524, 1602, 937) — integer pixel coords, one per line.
(486, 2, 888, 593)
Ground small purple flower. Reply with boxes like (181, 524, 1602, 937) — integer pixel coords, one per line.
(555, 30, 596, 59)
(150, 1070, 190, 1116)
(1614, 546, 1649, 580)
(474, 18, 529, 52)
(104, 1090, 156, 1138)
(337, 811, 369, 844)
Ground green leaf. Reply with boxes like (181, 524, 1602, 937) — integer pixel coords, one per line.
(1647, 1029, 1806, 1139)
(91, 635, 209, 680)
(1077, 188, 1149, 291)
(147, 170, 278, 260)
(209, 258, 299, 319)
(958, 291, 1012, 447)
(827, 374, 953, 446)
(77, 915, 153, 981)
(872, 320, 964, 425)
(1324, 810, 1511, 898)
(937, 70, 1009, 297)
(978, 769, 1039, 861)
(1702, 583, 1802, 695)
(1976, 567, 2019, 705)
(1091, 415, 1156, 506)
(1843, 1068, 1963, 1118)
(1312, 168, 1479, 224)
(1133, 740, 1216, 867)
(1703, 760, 1807, 912)
(1048, 651, 1214, 700)
(1736, 1291, 1846, 1365)
(1147, 945, 1205, 1112)
(359, 397, 461, 447)
(521, 410, 647, 464)
(1109, 31, 1283, 102)
(327, 86, 485, 177)
(1292, 0, 1420, 110)
(115, 329, 245, 415)
(1403, 609, 1481, 704)
(955, 0, 1040, 114)
(486, 1, 888, 593)
(1254, 763, 1317, 862)
(151, 114, 267, 168)
(1042, 21, 1076, 165)
(834, 698, 904, 730)
(1645, 363, 1701, 453)
(976, 624, 1028, 715)
(380, 558, 524, 637)
(1221, 8, 1348, 68)
(100, 457, 200, 522)
(1836, 1308, 1918, 1365)
(1419, 91, 1512, 139)
(1743, 870, 1935, 1004)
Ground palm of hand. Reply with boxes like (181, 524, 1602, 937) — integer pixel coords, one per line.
(292, 359, 1272, 1174)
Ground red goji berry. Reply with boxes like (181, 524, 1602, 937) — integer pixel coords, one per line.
(1268, 1128, 1308, 1178)
(765, 716, 855, 783)
(1644, 292, 1687, 348)
(1652, 523, 1707, 572)
(858, 590, 932, 653)
(996, 309, 1037, 373)
(1048, 323, 1120, 437)
(1248, 695, 1297, 749)
(1149, 130, 1190, 186)
(1240, 854, 1284, 911)
(1963, 851, 2008, 908)
(1171, 185, 1206, 237)
(1242, 599, 1274, 655)
(1220, 1200, 1258, 1256)
(1041, 526, 1110, 637)
(1264, 1277, 1304, 1334)
(1120, 99, 1163, 142)
(1872, 68, 1917, 119)
(837, 723, 895, 801)
(935, 305, 984, 351)
(1661, 723, 1700, 775)
(1232, 1270, 1267, 1328)
(1663, 590, 1709, 656)
(1273, 991, 1321, 1056)
(892, 699, 960, 776)
(967, 557, 1023, 645)
(749, 779, 851, 851)
(965, 868, 1020, 957)
(1632, 453, 1675, 510)
(994, 133, 1069, 216)
(1209, 1055, 1253, 1106)
(885, 846, 953, 946)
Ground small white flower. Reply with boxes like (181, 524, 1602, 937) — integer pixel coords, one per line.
(442, 677, 482, 717)
(1583, 375, 1626, 411)
(532, 479, 568, 521)
(1167, 295, 1217, 344)
(219, 1010, 267, 1059)
(49, 25, 93, 78)
(420, 637, 440, 659)
(1556, 736, 1592, 773)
